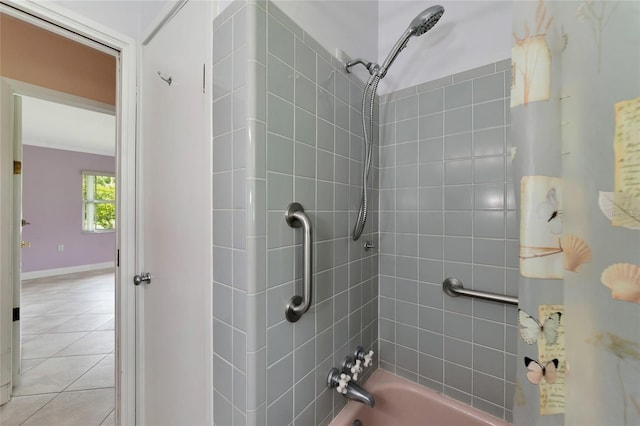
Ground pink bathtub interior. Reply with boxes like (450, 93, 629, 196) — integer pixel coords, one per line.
(330, 369, 510, 426)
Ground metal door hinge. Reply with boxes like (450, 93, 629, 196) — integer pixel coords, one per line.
(14, 161, 21, 175)
(13, 307, 20, 321)
(117, 249, 120, 267)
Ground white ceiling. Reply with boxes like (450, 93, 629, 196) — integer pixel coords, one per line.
(21, 96, 116, 157)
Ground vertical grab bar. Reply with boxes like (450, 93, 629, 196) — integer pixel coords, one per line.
(284, 203, 312, 322)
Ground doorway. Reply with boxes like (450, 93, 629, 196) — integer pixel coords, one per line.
(0, 2, 137, 424)
(1, 94, 117, 425)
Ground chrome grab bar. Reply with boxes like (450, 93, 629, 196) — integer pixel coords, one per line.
(284, 203, 313, 322)
(442, 277, 518, 306)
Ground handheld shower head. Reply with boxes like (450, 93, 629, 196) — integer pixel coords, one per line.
(377, 5, 444, 79)
(409, 5, 445, 36)
(349, 5, 444, 241)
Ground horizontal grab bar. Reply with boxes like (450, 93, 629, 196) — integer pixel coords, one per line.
(285, 203, 312, 322)
(442, 277, 518, 306)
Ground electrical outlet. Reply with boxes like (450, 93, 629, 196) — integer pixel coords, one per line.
(58, 244, 64, 252)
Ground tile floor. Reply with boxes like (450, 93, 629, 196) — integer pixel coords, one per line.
(0, 269, 115, 426)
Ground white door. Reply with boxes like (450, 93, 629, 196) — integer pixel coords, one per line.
(0, 85, 24, 403)
(0, 79, 14, 405)
(138, 1, 212, 425)
(11, 95, 23, 388)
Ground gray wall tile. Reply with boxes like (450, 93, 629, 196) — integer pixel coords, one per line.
(473, 73, 505, 103)
(445, 132, 472, 160)
(474, 344, 504, 378)
(295, 38, 316, 81)
(396, 118, 419, 143)
(296, 108, 316, 147)
(419, 113, 443, 139)
(237, 6, 514, 420)
(267, 94, 293, 138)
(420, 137, 444, 163)
(444, 186, 473, 210)
(445, 337, 472, 368)
(445, 159, 472, 185)
(444, 107, 472, 135)
(444, 211, 472, 236)
(474, 127, 505, 157)
(474, 156, 505, 183)
(267, 54, 294, 102)
(267, 15, 293, 65)
(419, 88, 443, 115)
(396, 94, 419, 121)
(267, 132, 293, 174)
(445, 81, 472, 109)
(380, 61, 518, 417)
(295, 75, 316, 114)
(445, 362, 472, 394)
(473, 211, 505, 238)
(473, 100, 505, 130)
(474, 183, 504, 210)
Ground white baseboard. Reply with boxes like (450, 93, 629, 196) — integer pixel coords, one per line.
(21, 262, 115, 280)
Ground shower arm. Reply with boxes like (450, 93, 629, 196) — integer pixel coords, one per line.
(345, 58, 380, 76)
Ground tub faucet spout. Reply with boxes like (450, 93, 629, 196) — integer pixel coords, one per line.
(327, 368, 375, 408)
(344, 380, 375, 408)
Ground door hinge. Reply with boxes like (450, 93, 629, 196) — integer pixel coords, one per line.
(117, 249, 120, 267)
(203, 64, 206, 93)
(13, 161, 21, 175)
(13, 307, 20, 321)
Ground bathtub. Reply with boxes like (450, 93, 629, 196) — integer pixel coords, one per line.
(329, 369, 510, 426)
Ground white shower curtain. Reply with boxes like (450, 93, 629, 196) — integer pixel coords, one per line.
(510, 1, 640, 425)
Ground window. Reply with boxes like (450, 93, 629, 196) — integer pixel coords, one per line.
(82, 171, 115, 232)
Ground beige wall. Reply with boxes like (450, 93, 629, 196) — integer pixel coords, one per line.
(0, 13, 116, 105)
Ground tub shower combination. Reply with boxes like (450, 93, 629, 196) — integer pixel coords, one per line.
(322, 5, 516, 425)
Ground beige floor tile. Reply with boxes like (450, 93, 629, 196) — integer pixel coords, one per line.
(83, 302, 115, 315)
(21, 332, 87, 360)
(100, 410, 115, 426)
(0, 393, 57, 426)
(67, 354, 114, 391)
(22, 316, 74, 335)
(20, 303, 59, 318)
(5, 270, 116, 421)
(13, 355, 103, 396)
(47, 314, 113, 333)
(54, 331, 114, 357)
(95, 317, 114, 331)
(20, 388, 114, 426)
(42, 302, 97, 316)
(19, 358, 47, 374)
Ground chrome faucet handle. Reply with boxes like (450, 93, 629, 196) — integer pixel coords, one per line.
(354, 346, 375, 368)
(337, 373, 351, 394)
(363, 351, 374, 367)
(342, 356, 363, 381)
(328, 368, 351, 395)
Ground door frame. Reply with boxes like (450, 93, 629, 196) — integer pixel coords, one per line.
(0, 2, 137, 424)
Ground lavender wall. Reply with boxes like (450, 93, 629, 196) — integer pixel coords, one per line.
(21, 145, 115, 272)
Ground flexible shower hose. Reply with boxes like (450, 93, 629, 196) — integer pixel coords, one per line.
(352, 74, 380, 241)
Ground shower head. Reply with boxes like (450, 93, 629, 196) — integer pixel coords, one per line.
(376, 5, 444, 79)
(409, 5, 445, 37)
